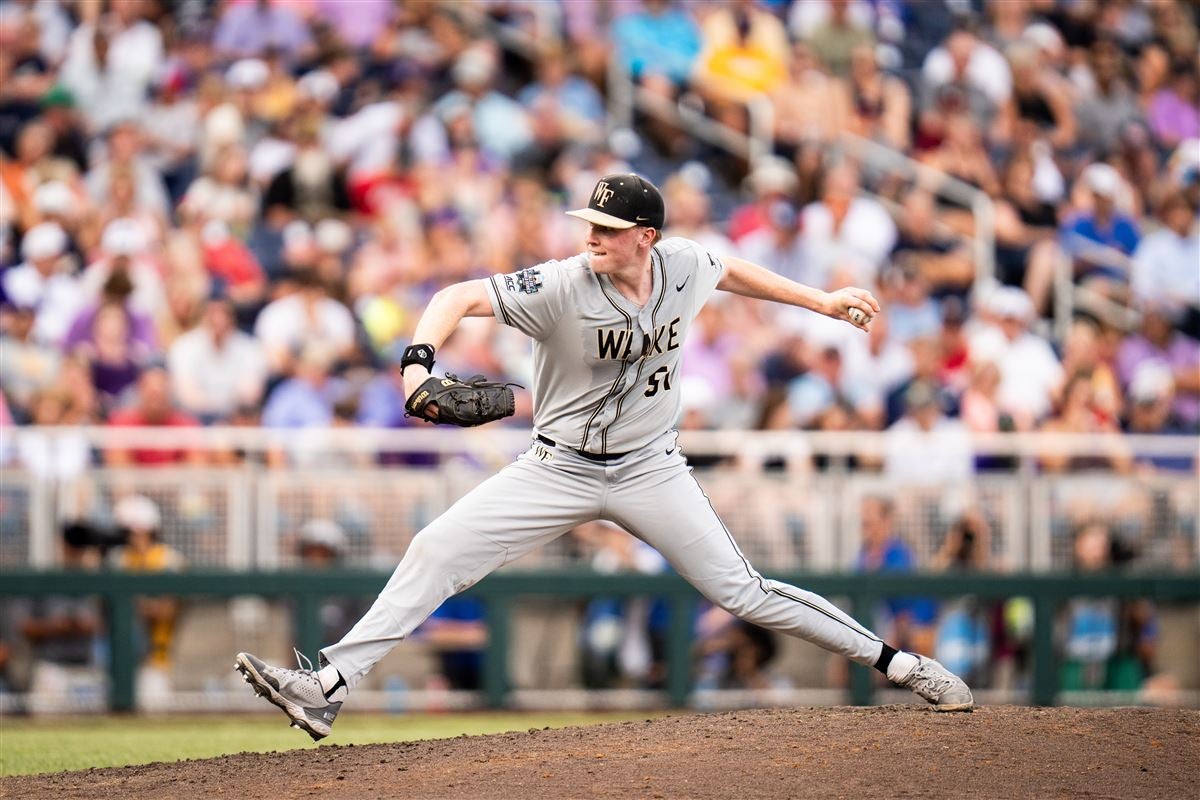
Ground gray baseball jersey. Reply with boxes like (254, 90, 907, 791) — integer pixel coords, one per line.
(483, 237, 723, 454)
(320, 235, 890, 693)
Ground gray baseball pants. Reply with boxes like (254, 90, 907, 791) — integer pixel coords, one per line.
(320, 431, 883, 688)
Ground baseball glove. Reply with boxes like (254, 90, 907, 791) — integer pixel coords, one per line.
(404, 373, 517, 427)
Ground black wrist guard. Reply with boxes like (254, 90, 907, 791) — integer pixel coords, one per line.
(401, 344, 435, 373)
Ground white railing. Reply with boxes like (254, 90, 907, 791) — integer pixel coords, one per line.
(1, 427, 1195, 572)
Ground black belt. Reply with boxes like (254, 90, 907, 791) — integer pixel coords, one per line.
(535, 434, 629, 462)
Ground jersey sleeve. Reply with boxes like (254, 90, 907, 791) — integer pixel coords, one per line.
(484, 258, 572, 341)
(682, 238, 725, 317)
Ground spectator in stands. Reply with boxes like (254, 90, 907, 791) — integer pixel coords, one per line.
(1129, 191, 1200, 315)
(994, 40, 1077, 153)
(110, 493, 183, 710)
(841, 42, 911, 151)
(1075, 38, 1144, 156)
(76, 297, 145, 415)
(1060, 163, 1140, 294)
(212, 0, 315, 65)
(261, 340, 349, 460)
(918, 112, 1002, 236)
(737, 199, 813, 287)
(695, 613, 782, 691)
(883, 335, 954, 427)
(693, 0, 789, 102)
(106, 365, 203, 466)
(517, 44, 606, 133)
(14, 385, 93, 517)
(1, 221, 83, 346)
(1038, 372, 1133, 474)
(59, 0, 163, 132)
(261, 121, 352, 225)
(168, 293, 268, 424)
(15, 524, 104, 711)
(931, 510, 996, 685)
(879, 260, 942, 345)
(294, 519, 369, 645)
(1146, 60, 1199, 149)
(839, 310, 913, 431)
(884, 380, 973, 486)
(771, 42, 844, 150)
(800, 160, 896, 288)
(575, 520, 670, 690)
(1116, 302, 1200, 433)
(0, 299, 59, 421)
(179, 143, 258, 236)
(1061, 521, 1165, 693)
(856, 496, 937, 659)
(432, 45, 532, 164)
(79, 218, 167, 322)
(83, 119, 169, 220)
(611, 0, 701, 88)
(416, 596, 488, 692)
(253, 268, 356, 376)
(920, 23, 1012, 125)
(1123, 362, 1195, 472)
(969, 286, 1063, 428)
(800, 0, 874, 79)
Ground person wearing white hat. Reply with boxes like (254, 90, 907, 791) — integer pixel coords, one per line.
(79, 218, 167, 320)
(967, 285, 1063, 427)
(110, 492, 184, 709)
(1, 221, 85, 346)
(1061, 162, 1141, 288)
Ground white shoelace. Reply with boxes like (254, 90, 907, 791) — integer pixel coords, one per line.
(293, 647, 315, 673)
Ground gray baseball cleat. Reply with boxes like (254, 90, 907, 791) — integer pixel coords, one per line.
(897, 655, 974, 712)
(234, 650, 341, 740)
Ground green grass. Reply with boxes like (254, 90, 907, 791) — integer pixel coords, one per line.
(0, 710, 662, 777)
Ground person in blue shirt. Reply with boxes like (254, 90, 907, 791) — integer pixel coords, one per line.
(1060, 163, 1140, 285)
(417, 596, 486, 691)
(856, 496, 938, 657)
(611, 0, 702, 87)
(260, 341, 347, 430)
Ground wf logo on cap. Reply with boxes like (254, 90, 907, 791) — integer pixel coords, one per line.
(593, 181, 615, 207)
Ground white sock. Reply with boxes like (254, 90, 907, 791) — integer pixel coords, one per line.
(317, 663, 348, 702)
(886, 651, 920, 683)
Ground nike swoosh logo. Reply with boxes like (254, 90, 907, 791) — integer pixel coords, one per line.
(636, 216, 650, 221)
(676, 275, 690, 292)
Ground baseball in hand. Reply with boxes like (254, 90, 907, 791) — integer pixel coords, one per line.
(848, 307, 870, 326)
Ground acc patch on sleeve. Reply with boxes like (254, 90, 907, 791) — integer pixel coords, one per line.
(503, 267, 544, 294)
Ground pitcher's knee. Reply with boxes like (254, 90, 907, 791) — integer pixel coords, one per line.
(709, 582, 771, 622)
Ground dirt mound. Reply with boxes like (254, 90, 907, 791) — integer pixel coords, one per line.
(4, 706, 1196, 799)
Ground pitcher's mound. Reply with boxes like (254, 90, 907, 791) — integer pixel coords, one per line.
(6, 706, 1197, 799)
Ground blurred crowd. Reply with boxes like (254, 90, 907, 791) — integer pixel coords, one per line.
(0, 0, 1196, 480)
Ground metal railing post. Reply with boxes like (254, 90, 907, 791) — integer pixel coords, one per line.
(1032, 594, 1057, 706)
(665, 592, 693, 707)
(848, 594, 876, 705)
(295, 593, 323, 667)
(483, 594, 511, 709)
(107, 588, 137, 712)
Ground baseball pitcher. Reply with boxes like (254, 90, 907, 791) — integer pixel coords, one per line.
(236, 174, 972, 740)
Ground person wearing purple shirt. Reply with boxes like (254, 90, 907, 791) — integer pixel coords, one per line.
(1147, 62, 1200, 149)
(313, 0, 394, 51)
(63, 301, 156, 357)
(1116, 304, 1200, 432)
(213, 0, 315, 64)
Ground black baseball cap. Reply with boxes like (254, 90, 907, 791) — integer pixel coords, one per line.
(566, 173, 665, 230)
